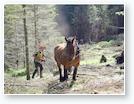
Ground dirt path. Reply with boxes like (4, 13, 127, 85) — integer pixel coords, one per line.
(4, 64, 124, 94)
(4, 40, 124, 94)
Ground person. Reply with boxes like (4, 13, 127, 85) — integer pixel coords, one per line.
(32, 43, 46, 79)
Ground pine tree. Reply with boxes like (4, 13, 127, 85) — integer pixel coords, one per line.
(22, 5, 30, 80)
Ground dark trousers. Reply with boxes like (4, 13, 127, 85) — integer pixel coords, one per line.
(32, 61, 43, 78)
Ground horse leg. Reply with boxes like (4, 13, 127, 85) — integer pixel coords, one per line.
(72, 67, 78, 81)
(58, 65, 64, 82)
(68, 67, 72, 75)
(64, 66, 68, 81)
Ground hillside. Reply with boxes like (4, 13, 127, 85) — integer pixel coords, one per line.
(4, 35, 124, 94)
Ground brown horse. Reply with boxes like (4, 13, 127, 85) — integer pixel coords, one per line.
(54, 36, 80, 82)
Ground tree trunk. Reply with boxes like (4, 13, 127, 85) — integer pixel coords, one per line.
(33, 5, 38, 51)
(22, 5, 30, 80)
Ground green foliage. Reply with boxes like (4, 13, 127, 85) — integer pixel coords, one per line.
(97, 41, 111, 48)
(4, 5, 22, 25)
(4, 4, 124, 79)
(80, 34, 123, 66)
(80, 59, 99, 65)
(96, 34, 124, 48)
(6, 68, 26, 77)
(57, 5, 124, 42)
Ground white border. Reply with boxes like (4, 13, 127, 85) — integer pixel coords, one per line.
(1, 0, 125, 96)
(3, 4, 125, 96)
(1, 0, 124, 4)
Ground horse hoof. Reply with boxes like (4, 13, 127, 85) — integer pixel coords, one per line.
(60, 77, 65, 82)
(63, 77, 68, 81)
(40, 76, 43, 78)
(64, 79, 68, 82)
(60, 79, 65, 82)
(73, 78, 76, 81)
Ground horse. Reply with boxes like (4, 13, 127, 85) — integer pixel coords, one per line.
(54, 36, 80, 82)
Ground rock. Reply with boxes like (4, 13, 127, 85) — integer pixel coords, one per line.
(116, 51, 124, 64)
(100, 55, 107, 63)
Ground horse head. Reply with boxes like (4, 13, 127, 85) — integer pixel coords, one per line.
(65, 36, 77, 59)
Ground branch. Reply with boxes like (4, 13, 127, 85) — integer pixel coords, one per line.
(108, 25, 124, 29)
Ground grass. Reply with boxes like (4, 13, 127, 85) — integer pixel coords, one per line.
(80, 58, 99, 65)
(95, 40, 123, 49)
(80, 39, 121, 66)
(80, 57, 115, 66)
(6, 68, 26, 77)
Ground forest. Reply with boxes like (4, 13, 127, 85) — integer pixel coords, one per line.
(4, 5, 124, 94)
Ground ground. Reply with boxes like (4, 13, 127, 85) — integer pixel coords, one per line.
(4, 36, 124, 94)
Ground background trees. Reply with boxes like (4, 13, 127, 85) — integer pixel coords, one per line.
(4, 5, 124, 79)
(22, 5, 30, 80)
(57, 5, 124, 43)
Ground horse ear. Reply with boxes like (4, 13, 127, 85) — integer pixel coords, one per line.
(74, 35, 76, 39)
(65, 37, 68, 42)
